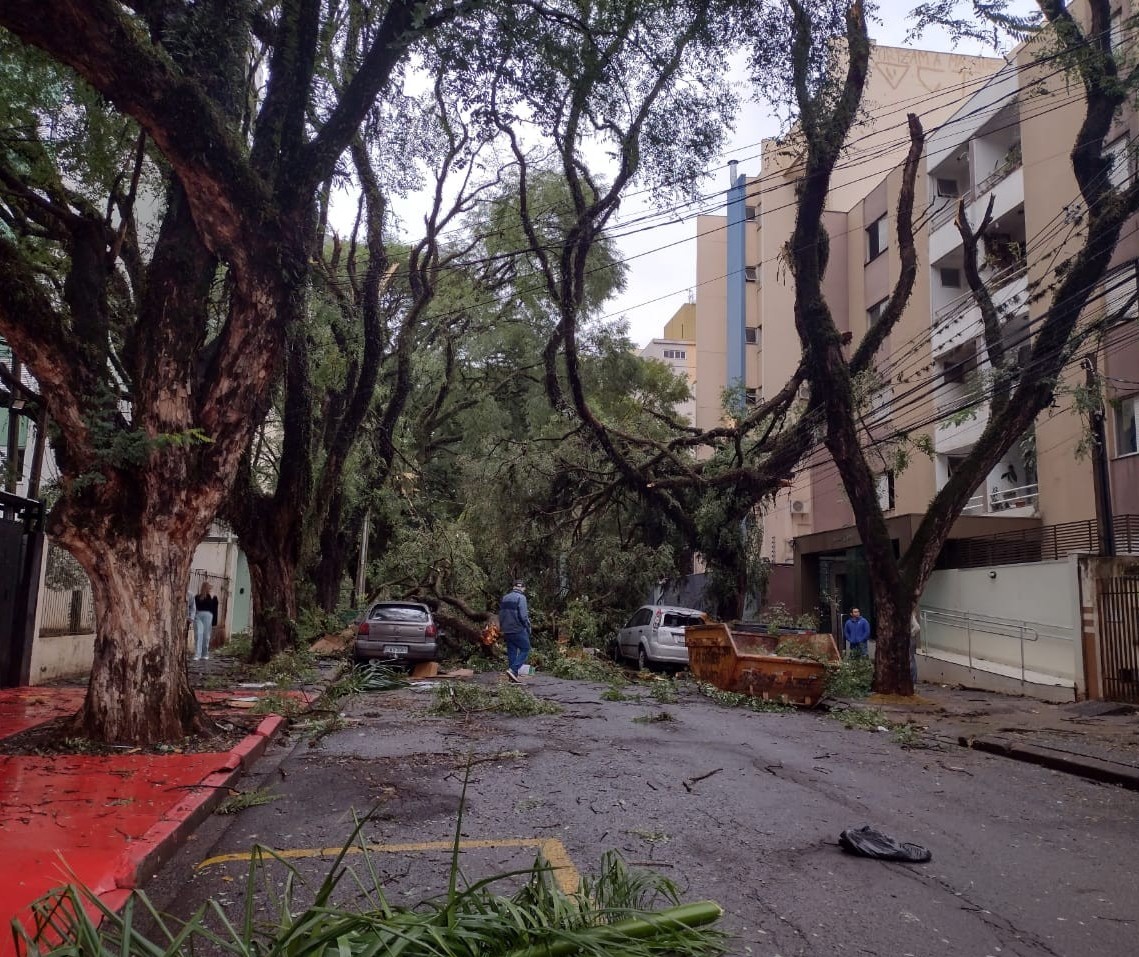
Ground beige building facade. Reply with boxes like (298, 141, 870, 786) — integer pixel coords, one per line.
(638, 303, 698, 425)
(648, 21, 1139, 628)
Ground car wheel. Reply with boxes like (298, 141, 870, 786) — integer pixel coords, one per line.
(637, 645, 651, 672)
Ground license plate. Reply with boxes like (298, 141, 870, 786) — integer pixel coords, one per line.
(383, 645, 409, 656)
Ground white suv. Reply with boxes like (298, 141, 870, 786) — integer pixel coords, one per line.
(613, 604, 706, 670)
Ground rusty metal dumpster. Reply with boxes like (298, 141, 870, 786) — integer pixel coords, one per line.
(684, 622, 840, 707)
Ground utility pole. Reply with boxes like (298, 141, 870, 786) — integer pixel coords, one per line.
(354, 507, 371, 606)
(1083, 356, 1116, 556)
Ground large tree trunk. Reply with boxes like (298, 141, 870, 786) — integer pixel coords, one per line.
(869, 583, 915, 698)
(246, 546, 299, 663)
(311, 491, 350, 613)
(60, 521, 205, 744)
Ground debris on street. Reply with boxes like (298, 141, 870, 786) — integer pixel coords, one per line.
(838, 825, 932, 863)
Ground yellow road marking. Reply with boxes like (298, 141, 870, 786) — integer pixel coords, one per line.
(197, 838, 581, 894)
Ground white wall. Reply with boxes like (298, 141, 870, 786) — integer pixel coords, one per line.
(918, 557, 1082, 692)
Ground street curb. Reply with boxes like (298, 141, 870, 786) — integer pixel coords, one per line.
(108, 715, 287, 892)
(961, 734, 1139, 792)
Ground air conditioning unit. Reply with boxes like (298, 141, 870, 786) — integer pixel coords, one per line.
(790, 499, 810, 517)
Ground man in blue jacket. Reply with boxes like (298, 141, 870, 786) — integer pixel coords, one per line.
(843, 607, 871, 658)
(499, 580, 532, 681)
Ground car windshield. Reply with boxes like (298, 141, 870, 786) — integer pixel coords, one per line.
(662, 612, 703, 628)
(370, 605, 429, 622)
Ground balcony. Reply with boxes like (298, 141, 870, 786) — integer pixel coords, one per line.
(962, 482, 1040, 517)
(931, 268, 1027, 360)
(939, 439, 1038, 519)
(930, 164, 1024, 263)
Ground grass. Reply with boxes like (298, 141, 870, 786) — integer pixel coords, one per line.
(630, 829, 671, 845)
(19, 794, 726, 957)
(430, 681, 562, 717)
(292, 714, 348, 744)
(823, 654, 874, 699)
(251, 691, 308, 718)
(774, 639, 829, 663)
(215, 787, 282, 815)
(648, 680, 678, 704)
(830, 706, 889, 731)
(538, 648, 629, 685)
(215, 631, 252, 660)
(324, 662, 409, 703)
(694, 683, 794, 714)
(602, 686, 636, 702)
(828, 706, 928, 748)
(633, 711, 675, 724)
(252, 646, 319, 685)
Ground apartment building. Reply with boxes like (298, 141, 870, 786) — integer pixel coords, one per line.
(676, 44, 1007, 558)
(638, 302, 698, 425)
(655, 15, 1139, 665)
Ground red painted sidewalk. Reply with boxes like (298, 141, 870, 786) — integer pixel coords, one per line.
(0, 686, 287, 954)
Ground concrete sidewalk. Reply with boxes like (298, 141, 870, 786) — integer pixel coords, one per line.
(845, 683, 1139, 790)
(0, 686, 290, 955)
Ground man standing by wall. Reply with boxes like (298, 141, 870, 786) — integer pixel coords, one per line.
(843, 606, 871, 658)
(499, 580, 532, 682)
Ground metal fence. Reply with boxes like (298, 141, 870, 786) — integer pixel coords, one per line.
(38, 541, 95, 636)
(938, 516, 1139, 571)
(1097, 574, 1139, 703)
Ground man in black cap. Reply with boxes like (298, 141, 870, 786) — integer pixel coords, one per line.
(499, 580, 532, 681)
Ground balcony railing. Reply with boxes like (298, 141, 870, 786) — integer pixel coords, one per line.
(931, 190, 970, 231)
(960, 482, 1039, 515)
(933, 262, 1028, 330)
(929, 150, 1022, 233)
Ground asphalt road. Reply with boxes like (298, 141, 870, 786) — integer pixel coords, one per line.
(147, 672, 1139, 956)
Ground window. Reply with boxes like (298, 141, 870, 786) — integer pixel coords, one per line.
(744, 265, 758, 282)
(1104, 261, 1139, 323)
(662, 612, 704, 628)
(866, 214, 888, 263)
(936, 177, 959, 198)
(867, 298, 889, 325)
(876, 471, 896, 511)
(1116, 395, 1139, 456)
(745, 326, 760, 345)
(943, 345, 978, 385)
(940, 267, 962, 288)
(1106, 136, 1133, 191)
(626, 607, 652, 629)
(745, 204, 758, 222)
(745, 387, 759, 405)
(370, 604, 429, 622)
(1111, 7, 1124, 54)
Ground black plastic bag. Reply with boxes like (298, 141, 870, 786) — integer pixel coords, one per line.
(839, 826, 932, 863)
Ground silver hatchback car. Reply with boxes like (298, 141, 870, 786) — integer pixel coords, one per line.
(354, 601, 439, 664)
(614, 604, 706, 670)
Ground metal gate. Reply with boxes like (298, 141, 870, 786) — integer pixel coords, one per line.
(1098, 575, 1139, 703)
(0, 491, 45, 687)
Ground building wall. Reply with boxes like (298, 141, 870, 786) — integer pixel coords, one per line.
(694, 214, 729, 433)
(639, 336, 697, 424)
(1016, 38, 1100, 526)
(918, 558, 1082, 693)
(662, 302, 696, 341)
(748, 46, 1007, 560)
(28, 532, 248, 684)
